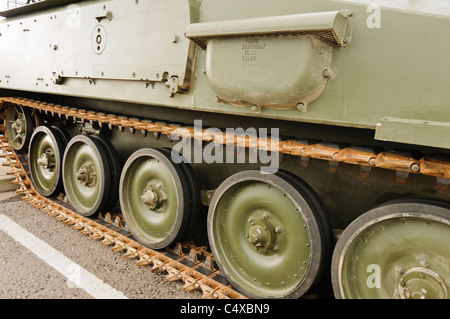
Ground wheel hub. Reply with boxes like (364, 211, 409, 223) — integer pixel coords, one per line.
(12, 117, 24, 134)
(76, 164, 96, 187)
(141, 184, 167, 210)
(37, 149, 55, 170)
(246, 217, 277, 253)
(398, 267, 448, 299)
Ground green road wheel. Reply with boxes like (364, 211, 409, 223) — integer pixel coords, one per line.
(331, 199, 450, 299)
(119, 148, 194, 249)
(207, 170, 330, 298)
(5, 104, 34, 151)
(159, 147, 201, 240)
(28, 126, 67, 197)
(276, 169, 333, 269)
(89, 135, 121, 212)
(62, 135, 111, 216)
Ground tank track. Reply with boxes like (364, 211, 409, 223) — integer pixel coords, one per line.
(1, 96, 449, 299)
(1, 97, 449, 189)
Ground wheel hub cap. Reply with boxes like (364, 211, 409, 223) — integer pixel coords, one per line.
(12, 118, 24, 134)
(247, 217, 276, 253)
(76, 164, 96, 187)
(141, 184, 167, 210)
(37, 150, 55, 170)
(398, 267, 448, 299)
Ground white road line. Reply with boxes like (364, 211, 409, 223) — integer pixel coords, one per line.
(0, 214, 128, 299)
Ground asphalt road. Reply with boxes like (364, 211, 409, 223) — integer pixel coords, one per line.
(0, 190, 202, 299)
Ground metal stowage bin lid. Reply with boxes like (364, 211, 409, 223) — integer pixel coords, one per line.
(185, 10, 352, 50)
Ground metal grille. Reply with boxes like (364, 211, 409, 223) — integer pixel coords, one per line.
(188, 29, 340, 50)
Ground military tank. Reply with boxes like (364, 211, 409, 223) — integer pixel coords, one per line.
(1, 0, 449, 299)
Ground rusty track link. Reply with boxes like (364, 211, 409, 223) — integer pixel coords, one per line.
(0, 96, 449, 299)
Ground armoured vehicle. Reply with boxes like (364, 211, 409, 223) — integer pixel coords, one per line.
(0, 0, 449, 299)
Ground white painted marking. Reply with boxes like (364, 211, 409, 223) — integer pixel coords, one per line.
(0, 214, 128, 299)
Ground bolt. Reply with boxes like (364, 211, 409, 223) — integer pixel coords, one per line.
(275, 226, 282, 233)
(251, 105, 261, 113)
(323, 68, 333, 78)
(410, 163, 420, 172)
(296, 102, 308, 112)
(369, 157, 376, 166)
(420, 259, 429, 268)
